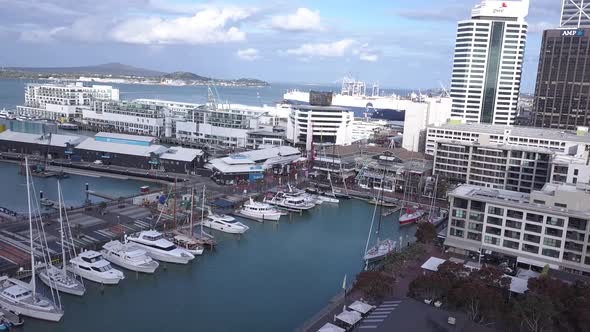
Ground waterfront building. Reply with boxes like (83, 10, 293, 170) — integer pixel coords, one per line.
(433, 140, 551, 193)
(0, 130, 85, 159)
(75, 133, 205, 174)
(82, 101, 165, 136)
(531, 27, 590, 129)
(246, 129, 286, 150)
(312, 144, 389, 182)
(16, 82, 119, 121)
(286, 105, 353, 150)
(450, 0, 529, 125)
(356, 151, 433, 196)
(134, 99, 200, 117)
(561, 0, 590, 28)
(401, 96, 452, 152)
(446, 183, 590, 275)
(206, 146, 301, 184)
(425, 123, 590, 156)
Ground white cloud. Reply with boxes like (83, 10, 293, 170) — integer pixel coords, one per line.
(270, 8, 322, 32)
(19, 26, 65, 43)
(237, 48, 260, 61)
(110, 6, 254, 45)
(359, 53, 378, 62)
(285, 39, 357, 58)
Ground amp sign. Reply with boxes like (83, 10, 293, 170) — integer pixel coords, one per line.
(562, 29, 584, 37)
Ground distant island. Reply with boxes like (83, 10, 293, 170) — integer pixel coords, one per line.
(0, 62, 270, 87)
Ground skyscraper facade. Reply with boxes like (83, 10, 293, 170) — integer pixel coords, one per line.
(450, 0, 529, 125)
(532, 28, 590, 129)
(561, 0, 590, 28)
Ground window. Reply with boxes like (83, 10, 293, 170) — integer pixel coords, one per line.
(504, 230, 521, 239)
(542, 248, 560, 258)
(487, 216, 503, 226)
(526, 213, 543, 223)
(503, 240, 519, 250)
(554, 203, 567, 209)
(484, 235, 500, 245)
(507, 210, 523, 219)
(468, 232, 482, 241)
(545, 227, 563, 237)
(453, 198, 469, 209)
(522, 244, 539, 254)
(546, 217, 564, 227)
(452, 219, 466, 228)
(505, 220, 522, 230)
(453, 209, 466, 218)
(525, 223, 542, 233)
(486, 226, 502, 236)
(574, 169, 579, 176)
(543, 238, 561, 248)
(533, 200, 546, 204)
(450, 228, 465, 238)
(524, 233, 541, 243)
(488, 206, 504, 216)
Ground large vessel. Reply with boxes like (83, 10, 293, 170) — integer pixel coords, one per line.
(101, 240, 159, 274)
(202, 211, 249, 234)
(127, 230, 195, 264)
(283, 78, 413, 120)
(68, 250, 125, 285)
(238, 199, 283, 221)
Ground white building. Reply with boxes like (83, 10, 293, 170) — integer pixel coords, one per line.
(446, 183, 590, 275)
(16, 82, 119, 120)
(561, 0, 590, 28)
(450, 0, 529, 125)
(351, 118, 389, 142)
(426, 123, 590, 156)
(402, 96, 452, 152)
(286, 105, 353, 150)
(82, 101, 165, 136)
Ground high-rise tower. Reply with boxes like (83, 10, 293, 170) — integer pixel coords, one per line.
(450, 0, 529, 125)
(561, 0, 590, 28)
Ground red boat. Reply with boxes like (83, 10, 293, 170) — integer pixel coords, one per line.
(399, 207, 424, 226)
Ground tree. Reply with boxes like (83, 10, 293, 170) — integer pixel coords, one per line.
(354, 271, 396, 302)
(408, 273, 452, 301)
(98, 201, 107, 210)
(514, 293, 556, 332)
(415, 222, 438, 244)
(437, 261, 469, 284)
(449, 280, 506, 324)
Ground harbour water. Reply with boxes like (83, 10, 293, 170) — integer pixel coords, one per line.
(0, 163, 156, 213)
(4, 174, 413, 331)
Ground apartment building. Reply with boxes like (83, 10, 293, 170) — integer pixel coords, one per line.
(446, 183, 590, 275)
(433, 140, 551, 193)
(82, 101, 165, 136)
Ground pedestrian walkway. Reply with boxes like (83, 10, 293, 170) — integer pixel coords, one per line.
(356, 300, 402, 330)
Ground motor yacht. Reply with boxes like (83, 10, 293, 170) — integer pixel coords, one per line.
(101, 240, 159, 274)
(127, 230, 195, 264)
(265, 192, 315, 212)
(0, 277, 63, 322)
(68, 250, 125, 285)
(239, 199, 283, 221)
(201, 212, 249, 234)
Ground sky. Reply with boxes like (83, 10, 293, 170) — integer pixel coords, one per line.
(0, 0, 562, 91)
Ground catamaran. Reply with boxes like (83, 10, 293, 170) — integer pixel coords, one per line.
(0, 158, 64, 322)
(39, 181, 86, 296)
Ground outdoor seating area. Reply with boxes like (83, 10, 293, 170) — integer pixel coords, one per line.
(321, 299, 376, 331)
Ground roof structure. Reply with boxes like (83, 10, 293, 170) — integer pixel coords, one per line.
(0, 130, 84, 147)
(76, 137, 166, 157)
(95, 132, 155, 143)
(160, 146, 204, 162)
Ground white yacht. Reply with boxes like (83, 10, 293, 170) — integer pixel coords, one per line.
(68, 250, 125, 285)
(363, 239, 395, 262)
(127, 230, 195, 264)
(39, 180, 86, 296)
(201, 212, 249, 234)
(0, 277, 63, 322)
(0, 158, 63, 321)
(265, 192, 316, 212)
(239, 199, 282, 221)
(101, 240, 159, 274)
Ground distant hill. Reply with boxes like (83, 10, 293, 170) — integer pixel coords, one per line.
(162, 71, 210, 81)
(6, 62, 166, 77)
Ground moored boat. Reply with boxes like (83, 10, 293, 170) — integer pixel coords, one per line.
(238, 198, 283, 221)
(127, 230, 195, 264)
(399, 207, 425, 226)
(102, 240, 159, 273)
(68, 250, 125, 285)
(201, 211, 249, 234)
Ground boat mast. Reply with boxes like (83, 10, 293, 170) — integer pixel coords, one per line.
(57, 180, 66, 274)
(376, 169, 386, 244)
(201, 185, 206, 236)
(25, 158, 36, 296)
(189, 187, 194, 237)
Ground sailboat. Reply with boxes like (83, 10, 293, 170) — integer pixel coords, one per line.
(426, 175, 448, 227)
(0, 158, 64, 321)
(171, 187, 205, 255)
(363, 170, 395, 264)
(39, 181, 86, 296)
(398, 170, 424, 226)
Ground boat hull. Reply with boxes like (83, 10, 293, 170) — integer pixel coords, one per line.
(0, 300, 63, 322)
(238, 210, 281, 221)
(129, 242, 194, 264)
(38, 270, 85, 296)
(102, 254, 159, 274)
(67, 266, 124, 285)
(201, 222, 248, 234)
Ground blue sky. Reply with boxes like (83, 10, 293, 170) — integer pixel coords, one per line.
(0, 0, 561, 91)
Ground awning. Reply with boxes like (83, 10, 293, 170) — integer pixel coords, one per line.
(420, 257, 446, 272)
(317, 322, 345, 332)
(348, 300, 375, 314)
(334, 310, 362, 326)
(508, 276, 528, 294)
(516, 256, 559, 269)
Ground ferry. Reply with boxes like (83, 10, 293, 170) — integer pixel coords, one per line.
(283, 78, 411, 120)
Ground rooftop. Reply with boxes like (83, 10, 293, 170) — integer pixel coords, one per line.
(95, 132, 155, 143)
(436, 139, 554, 154)
(0, 130, 84, 147)
(291, 104, 351, 112)
(431, 123, 590, 144)
(160, 146, 204, 162)
(76, 137, 166, 157)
